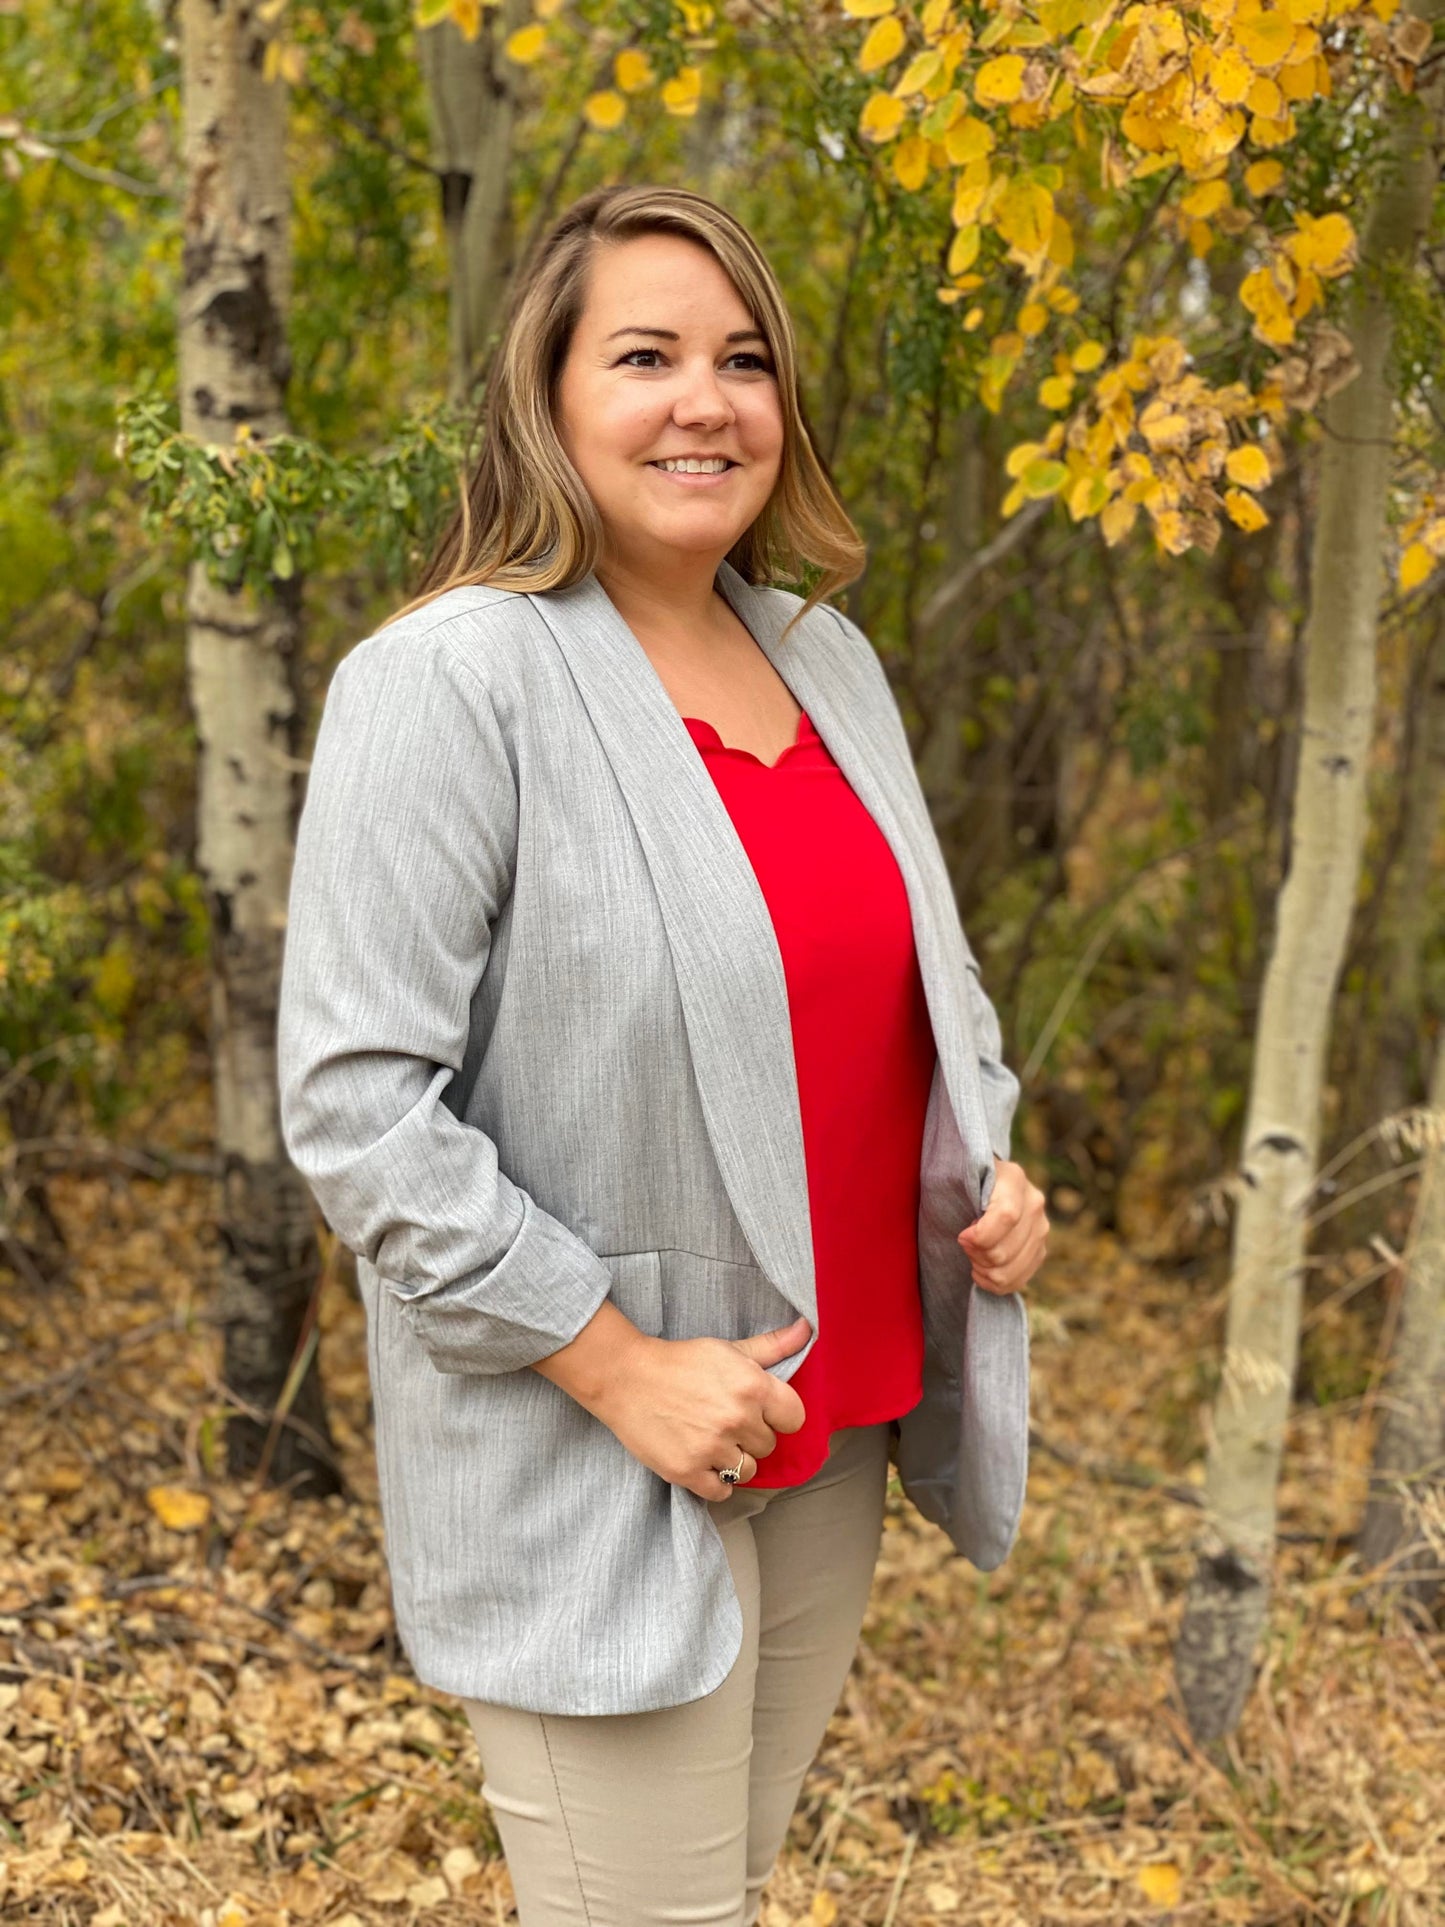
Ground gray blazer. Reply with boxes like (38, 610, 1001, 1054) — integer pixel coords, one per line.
(276, 559, 1028, 1716)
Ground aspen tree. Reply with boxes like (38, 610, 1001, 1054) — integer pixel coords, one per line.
(180, 0, 339, 1492)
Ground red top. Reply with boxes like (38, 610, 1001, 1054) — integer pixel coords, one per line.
(682, 707, 937, 1486)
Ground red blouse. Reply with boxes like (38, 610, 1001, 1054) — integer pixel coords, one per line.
(682, 706, 938, 1486)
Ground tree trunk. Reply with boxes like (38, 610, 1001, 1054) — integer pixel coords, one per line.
(1173, 11, 1443, 1743)
(1374, 601, 1445, 1124)
(416, 0, 527, 406)
(180, 0, 340, 1496)
(1357, 1037, 1445, 1611)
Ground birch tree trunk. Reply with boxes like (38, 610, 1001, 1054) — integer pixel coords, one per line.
(1173, 10, 1443, 1742)
(416, 0, 528, 406)
(1357, 1037, 1445, 1610)
(180, 0, 339, 1494)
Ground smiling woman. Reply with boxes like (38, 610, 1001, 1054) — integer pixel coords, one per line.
(279, 182, 1044, 1927)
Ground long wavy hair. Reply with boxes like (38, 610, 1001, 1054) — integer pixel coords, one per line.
(391, 183, 865, 634)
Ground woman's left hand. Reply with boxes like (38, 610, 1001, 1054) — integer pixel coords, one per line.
(957, 1159, 1048, 1296)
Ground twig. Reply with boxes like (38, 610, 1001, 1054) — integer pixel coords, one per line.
(0, 1316, 177, 1410)
(917, 497, 1054, 630)
(4, 1135, 221, 1179)
(879, 1828, 918, 1927)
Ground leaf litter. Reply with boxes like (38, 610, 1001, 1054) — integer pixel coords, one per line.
(1, 1100, 1440, 1925)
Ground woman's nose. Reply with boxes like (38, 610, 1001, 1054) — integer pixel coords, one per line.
(671, 360, 735, 428)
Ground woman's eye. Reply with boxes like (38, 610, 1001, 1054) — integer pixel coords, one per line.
(614, 348, 772, 373)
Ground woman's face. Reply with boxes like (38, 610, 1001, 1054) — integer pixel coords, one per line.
(553, 232, 785, 576)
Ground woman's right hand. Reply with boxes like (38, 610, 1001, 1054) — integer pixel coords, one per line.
(533, 1302, 810, 1499)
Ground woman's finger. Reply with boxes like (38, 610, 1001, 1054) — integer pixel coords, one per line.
(709, 1449, 757, 1497)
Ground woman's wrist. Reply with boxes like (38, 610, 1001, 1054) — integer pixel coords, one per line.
(531, 1297, 655, 1419)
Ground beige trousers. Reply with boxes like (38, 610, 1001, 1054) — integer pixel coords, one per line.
(459, 1422, 892, 1926)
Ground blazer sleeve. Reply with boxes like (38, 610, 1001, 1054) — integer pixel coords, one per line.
(828, 605, 1022, 1167)
(276, 626, 614, 1376)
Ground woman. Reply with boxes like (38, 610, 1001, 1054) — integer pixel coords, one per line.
(278, 183, 1048, 1926)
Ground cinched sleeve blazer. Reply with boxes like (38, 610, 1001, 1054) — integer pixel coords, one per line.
(276, 558, 1029, 1716)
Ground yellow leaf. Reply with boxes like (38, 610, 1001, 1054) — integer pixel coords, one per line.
(1021, 458, 1069, 498)
(1018, 301, 1048, 336)
(859, 15, 906, 72)
(1244, 157, 1285, 195)
(1071, 339, 1105, 372)
(894, 50, 942, 96)
(584, 90, 627, 129)
(534, 0, 566, 16)
(1247, 73, 1283, 117)
(947, 223, 981, 275)
(1235, 11, 1295, 67)
(1279, 54, 1321, 101)
(661, 66, 702, 115)
(1101, 497, 1138, 544)
(1004, 440, 1045, 479)
(1224, 488, 1269, 532)
(1068, 470, 1111, 519)
(1138, 404, 1190, 451)
(810, 1895, 839, 1925)
(675, 0, 714, 28)
(994, 176, 1054, 265)
(893, 135, 931, 190)
(1225, 443, 1272, 489)
(1136, 1862, 1184, 1908)
(504, 22, 547, 62)
(1208, 45, 1254, 104)
(615, 48, 654, 92)
(1289, 210, 1355, 274)
(974, 53, 1025, 105)
(1239, 263, 1295, 344)
(1181, 178, 1230, 219)
(1399, 541, 1435, 592)
(147, 1485, 212, 1533)
(950, 158, 990, 223)
(860, 91, 907, 141)
(1039, 374, 1074, 409)
(843, 0, 895, 13)
(943, 113, 994, 162)
(1250, 108, 1296, 148)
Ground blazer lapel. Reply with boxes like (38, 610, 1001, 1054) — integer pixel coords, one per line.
(525, 570, 819, 1333)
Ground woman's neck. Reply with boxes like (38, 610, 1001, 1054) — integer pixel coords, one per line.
(594, 552, 734, 648)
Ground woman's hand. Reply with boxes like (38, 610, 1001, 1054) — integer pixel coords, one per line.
(957, 1158, 1049, 1296)
(533, 1303, 810, 1500)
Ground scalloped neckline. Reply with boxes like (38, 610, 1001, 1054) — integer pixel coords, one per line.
(681, 710, 816, 770)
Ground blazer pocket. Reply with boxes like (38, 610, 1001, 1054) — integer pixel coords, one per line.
(601, 1249, 665, 1339)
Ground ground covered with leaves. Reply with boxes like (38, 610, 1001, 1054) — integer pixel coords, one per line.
(2, 1099, 1440, 1926)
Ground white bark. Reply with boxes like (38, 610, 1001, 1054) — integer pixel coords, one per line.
(1174, 4, 1444, 1741)
(180, 0, 337, 1490)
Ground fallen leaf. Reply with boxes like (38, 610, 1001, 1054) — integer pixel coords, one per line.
(146, 1484, 211, 1532)
(1137, 1862, 1183, 1908)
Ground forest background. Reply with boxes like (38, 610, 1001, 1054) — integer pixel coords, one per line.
(2, 0, 1444, 1922)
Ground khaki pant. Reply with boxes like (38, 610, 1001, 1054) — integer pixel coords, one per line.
(459, 1422, 892, 1926)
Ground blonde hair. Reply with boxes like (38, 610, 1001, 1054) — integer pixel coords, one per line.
(392, 183, 865, 635)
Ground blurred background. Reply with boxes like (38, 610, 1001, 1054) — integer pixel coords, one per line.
(2, 1, 1443, 1921)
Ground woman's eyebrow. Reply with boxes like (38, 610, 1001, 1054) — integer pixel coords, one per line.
(602, 325, 769, 345)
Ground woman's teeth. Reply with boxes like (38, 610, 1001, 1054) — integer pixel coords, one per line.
(651, 458, 732, 473)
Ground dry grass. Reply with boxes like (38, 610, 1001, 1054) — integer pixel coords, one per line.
(2, 1100, 1441, 1925)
